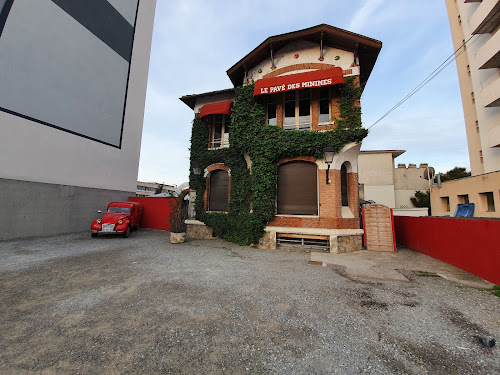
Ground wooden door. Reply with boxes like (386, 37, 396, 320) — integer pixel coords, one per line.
(362, 204, 396, 252)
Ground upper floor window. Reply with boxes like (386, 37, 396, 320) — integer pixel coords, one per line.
(284, 89, 310, 130)
(319, 86, 331, 124)
(266, 96, 277, 126)
(207, 114, 230, 149)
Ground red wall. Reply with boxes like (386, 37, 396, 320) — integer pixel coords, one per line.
(128, 197, 175, 231)
(394, 216, 500, 285)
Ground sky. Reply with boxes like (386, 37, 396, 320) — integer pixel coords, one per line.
(137, 0, 470, 187)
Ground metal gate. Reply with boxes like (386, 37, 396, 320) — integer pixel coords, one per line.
(362, 204, 396, 252)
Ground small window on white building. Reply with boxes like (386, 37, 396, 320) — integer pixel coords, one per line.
(479, 192, 495, 212)
(441, 196, 450, 212)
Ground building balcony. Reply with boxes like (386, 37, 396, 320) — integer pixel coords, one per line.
(480, 73, 500, 107)
(476, 28, 500, 69)
(469, 0, 500, 34)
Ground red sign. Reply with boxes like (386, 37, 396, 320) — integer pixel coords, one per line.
(253, 67, 344, 96)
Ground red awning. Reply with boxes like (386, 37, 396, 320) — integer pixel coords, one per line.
(199, 100, 233, 118)
(253, 67, 344, 96)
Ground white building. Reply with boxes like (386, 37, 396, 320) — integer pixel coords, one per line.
(358, 150, 431, 215)
(445, 0, 500, 175)
(0, 0, 157, 239)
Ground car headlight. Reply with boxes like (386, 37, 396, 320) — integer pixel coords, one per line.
(118, 220, 123, 224)
(97, 219, 101, 224)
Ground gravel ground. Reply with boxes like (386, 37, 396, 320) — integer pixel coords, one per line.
(0, 229, 499, 374)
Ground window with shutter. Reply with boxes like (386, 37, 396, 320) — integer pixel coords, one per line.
(209, 170, 229, 211)
(277, 162, 318, 215)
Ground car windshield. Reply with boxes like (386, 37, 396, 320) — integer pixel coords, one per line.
(107, 206, 131, 213)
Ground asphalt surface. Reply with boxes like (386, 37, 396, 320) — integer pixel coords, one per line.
(0, 230, 499, 374)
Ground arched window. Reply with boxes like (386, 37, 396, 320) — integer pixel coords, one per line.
(209, 170, 229, 211)
(277, 161, 318, 215)
(341, 163, 349, 207)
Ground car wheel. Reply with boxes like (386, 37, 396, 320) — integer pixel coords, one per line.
(123, 225, 130, 238)
(91, 232, 98, 238)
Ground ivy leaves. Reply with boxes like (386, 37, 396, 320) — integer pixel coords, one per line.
(189, 77, 367, 245)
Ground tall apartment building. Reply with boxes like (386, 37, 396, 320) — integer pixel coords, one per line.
(431, 0, 500, 217)
(0, 1, 157, 239)
(445, 0, 500, 175)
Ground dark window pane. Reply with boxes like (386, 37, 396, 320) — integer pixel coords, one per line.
(224, 115, 230, 133)
(299, 88, 310, 100)
(319, 87, 329, 123)
(341, 164, 349, 206)
(214, 122, 222, 139)
(277, 162, 318, 215)
(212, 119, 222, 148)
(284, 97, 295, 125)
(267, 97, 276, 125)
(209, 170, 229, 211)
(298, 89, 310, 126)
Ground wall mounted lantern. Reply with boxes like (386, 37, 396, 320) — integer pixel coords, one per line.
(192, 163, 201, 176)
(323, 146, 335, 184)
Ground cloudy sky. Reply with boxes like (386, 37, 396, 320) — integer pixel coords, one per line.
(138, 0, 470, 186)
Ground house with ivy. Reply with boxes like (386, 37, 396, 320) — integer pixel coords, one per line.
(180, 24, 382, 252)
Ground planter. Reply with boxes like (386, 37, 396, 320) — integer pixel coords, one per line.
(170, 232, 186, 244)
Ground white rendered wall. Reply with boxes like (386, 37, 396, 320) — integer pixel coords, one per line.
(247, 40, 358, 82)
(455, 0, 500, 174)
(0, 0, 156, 193)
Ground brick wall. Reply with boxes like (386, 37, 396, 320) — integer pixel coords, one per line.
(268, 160, 360, 230)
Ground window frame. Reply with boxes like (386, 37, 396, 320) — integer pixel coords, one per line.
(265, 95, 277, 126)
(318, 86, 334, 126)
(341, 163, 349, 207)
(276, 161, 319, 216)
(207, 114, 230, 149)
(283, 89, 311, 131)
(208, 169, 230, 212)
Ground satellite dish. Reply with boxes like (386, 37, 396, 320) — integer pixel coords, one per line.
(423, 167, 435, 180)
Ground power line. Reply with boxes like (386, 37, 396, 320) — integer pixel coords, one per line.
(367, 34, 476, 130)
(367, 6, 500, 130)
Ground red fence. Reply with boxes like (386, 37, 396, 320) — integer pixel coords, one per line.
(128, 197, 175, 231)
(394, 216, 500, 285)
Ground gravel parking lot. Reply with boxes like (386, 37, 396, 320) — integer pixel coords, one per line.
(1, 229, 499, 374)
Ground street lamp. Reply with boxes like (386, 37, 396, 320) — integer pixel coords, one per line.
(192, 163, 201, 176)
(323, 146, 335, 184)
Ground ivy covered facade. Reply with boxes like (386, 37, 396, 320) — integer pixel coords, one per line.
(180, 24, 382, 251)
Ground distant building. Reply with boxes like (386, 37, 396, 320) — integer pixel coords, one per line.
(358, 150, 430, 215)
(0, 1, 157, 239)
(432, 0, 500, 218)
(136, 181, 176, 197)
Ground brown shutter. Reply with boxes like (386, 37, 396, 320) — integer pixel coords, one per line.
(277, 162, 318, 215)
(209, 170, 229, 211)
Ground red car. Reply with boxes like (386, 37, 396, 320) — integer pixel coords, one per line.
(91, 202, 143, 238)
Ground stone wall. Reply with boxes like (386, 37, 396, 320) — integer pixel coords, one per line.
(335, 235, 362, 253)
(186, 221, 214, 239)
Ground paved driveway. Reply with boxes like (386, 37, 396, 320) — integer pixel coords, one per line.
(1, 230, 498, 374)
